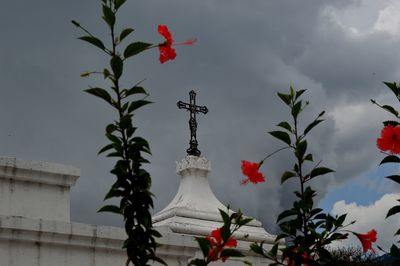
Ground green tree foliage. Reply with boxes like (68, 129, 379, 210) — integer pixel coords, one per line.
(188, 209, 252, 266)
(372, 81, 400, 262)
(73, 0, 164, 265)
(250, 87, 350, 265)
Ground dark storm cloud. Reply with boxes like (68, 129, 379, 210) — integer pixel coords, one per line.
(0, 0, 399, 233)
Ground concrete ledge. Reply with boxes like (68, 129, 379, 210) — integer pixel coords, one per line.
(0, 157, 80, 187)
(0, 216, 125, 250)
(0, 215, 198, 251)
(0, 216, 199, 266)
(0, 216, 274, 265)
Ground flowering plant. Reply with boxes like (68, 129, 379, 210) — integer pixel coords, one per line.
(188, 209, 252, 265)
(245, 87, 375, 265)
(353, 230, 378, 254)
(372, 81, 400, 261)
(73, 0, 193, 265)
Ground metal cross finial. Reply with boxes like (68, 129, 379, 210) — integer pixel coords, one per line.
(177, 90, 208, 156)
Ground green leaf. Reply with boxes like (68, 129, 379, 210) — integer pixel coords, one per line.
(380, 155, 400, 165)
(102, 4, 115, 27)
(275, 233, 287, 243)
(98, 143, 114, 155)
(268, 131, 291, 145)
(295, 89, 306, 100)
(220, 226, 231, 242)
(220, 249, 244, 258)
(119, 28, 134, 42)
(304, 153, 313, 162)
(267, 243, 279, 257)
(386, 175, 400, 185)
(310, 167, 334, 179)
(188, 259, 206, 266)
(281, 171, 296, 184)
(103, 68, 110, 79)
(98, 205, 121, 214)
(78, 36, 106, 51)
(106, 133, 121, 144)
(104, 188, 124, 200)
(390, 244, 400, 258)
(309, 208, 323, 220)
(150, 229, 162, 238)
(315, 213, 326, 219)
(386, 205, 400, 218)
(151, 256, 167, 266)
(238, 217, 253, 226)
(250, 242, 264, 256)
(110, 56, 123, 79)
(121, 102, 129, 113)
(125, 86, 147, 97)
(277, 121, 292, 132)
(290, 86, 295, 97)
(195, 237, 210, 257)
(277, 209, 297, 221)
(80, 71, 90, 77)
(336, 214, 346, 226)
(382, 105, 399, 117)
(291, 101, 302, 120)
(383, 120, 400, 126)
(119, 115, 132, 130)
(124, 42, 152, 59)
(84, 87, 112, 105)
(106, 123, 118, 134)
(126, 126, 137, 138)
(277, 92, 291, 105)
(115, 0, 127, 10)
(132, 136, 150, 147)
(219, 209, 230, 225)
(303, 119, 323, 136)
(296, 140, 307, 161)
(329, 232, 348, 241)
(384, 82, 400, 99)
(128, 100, 152, 113)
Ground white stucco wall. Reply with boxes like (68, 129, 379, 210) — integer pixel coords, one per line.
(0, 215, 272, 266)
(0, 157, 275, 265)
(0, 158, 79, 222)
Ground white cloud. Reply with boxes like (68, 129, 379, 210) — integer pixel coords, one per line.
(321, 0, 400, 38)
(373, 0, 400, 36)
(330, 193, 400, 252)
(329, 101, 384, 137)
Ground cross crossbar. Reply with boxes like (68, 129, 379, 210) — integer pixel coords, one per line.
(177, 90, 208, 156)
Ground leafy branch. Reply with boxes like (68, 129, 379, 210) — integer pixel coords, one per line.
(251, 87, 348, 265)
(73, 0, 164, 265)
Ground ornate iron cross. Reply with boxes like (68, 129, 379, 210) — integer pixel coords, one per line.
(177, 90, 208, 156)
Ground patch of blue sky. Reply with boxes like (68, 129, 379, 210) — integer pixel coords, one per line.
(318, 163, 400, 213)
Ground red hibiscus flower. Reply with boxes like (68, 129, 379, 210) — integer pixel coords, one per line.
(284, 248, 310, 266)
(353, 229, 377, 253)
(205, 228, 237, 262)
(377, 125, 400, 154)
(240, 160, 265, 185)
(158, 25, 196, 64)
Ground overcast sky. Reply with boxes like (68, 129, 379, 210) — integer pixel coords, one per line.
(1, 0, 400, 251)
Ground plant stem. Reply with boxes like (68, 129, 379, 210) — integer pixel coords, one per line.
(292, 98, 307, 238)
(259, 146, 291, 166)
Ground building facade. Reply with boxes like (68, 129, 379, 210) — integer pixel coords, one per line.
(0, 156, 276, 265)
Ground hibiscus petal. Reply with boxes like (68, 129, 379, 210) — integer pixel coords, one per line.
(158, 24, 173, 42)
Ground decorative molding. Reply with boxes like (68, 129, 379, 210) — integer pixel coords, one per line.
(0, 157, 80, 187)
(176, 155, 211, 173)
